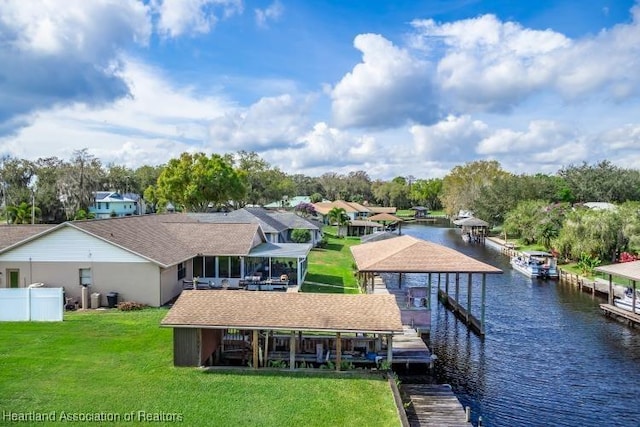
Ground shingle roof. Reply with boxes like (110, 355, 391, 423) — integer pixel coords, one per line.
(313, 201, 370, 215)
(187, 208, 287, 234)
(368, 206, 397, 214)
(351, 235, 502, 274)
(161, 290, 404, 333)
(453, 217, 489, 227)
(368, 213, 402, 222)
(72, 214, 261, 266)
(270, 212, 320, 230)
(0, 224, 56, 250)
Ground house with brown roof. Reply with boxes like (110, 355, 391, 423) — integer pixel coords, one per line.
(0, 214, 312, 307)
(312, 200, 371, 223)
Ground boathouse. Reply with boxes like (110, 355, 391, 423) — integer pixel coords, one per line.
(453, 216, 489, 243)
(161, 290, 404, 368)
(350, 235, 502, 336)
(595, 261, 640, 326)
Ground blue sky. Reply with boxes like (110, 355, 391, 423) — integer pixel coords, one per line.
(1, 0, 640, 179)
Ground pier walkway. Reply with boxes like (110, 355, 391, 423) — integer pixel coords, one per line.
(600, 303, 640, 327)
(403, 384, 471, 427)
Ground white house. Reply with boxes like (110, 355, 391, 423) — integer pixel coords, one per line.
(0, 214, 312, 307)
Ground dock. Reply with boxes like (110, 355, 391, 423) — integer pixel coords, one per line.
(402, 384, 471, 427)
(372, 276, 434, 367)
(600, 303, 640, 327)
(437, 289, 483, 336)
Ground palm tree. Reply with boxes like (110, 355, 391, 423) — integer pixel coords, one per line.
(327, 207, 349, 237)
(7, 201, 40, 224)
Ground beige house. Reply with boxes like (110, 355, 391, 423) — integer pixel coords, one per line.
(0, 214, 312, 307)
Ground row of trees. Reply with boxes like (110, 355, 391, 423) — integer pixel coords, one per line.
(440, 160, 640, 264)
(4, 148, 640, 259)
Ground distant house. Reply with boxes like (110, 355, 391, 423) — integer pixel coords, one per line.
(186, 207, 322, 246)
(313, 200, 371, 223)
(264, 195, 317, 209)
(89, 192, 137, 218)
(0, 214, 312, 307)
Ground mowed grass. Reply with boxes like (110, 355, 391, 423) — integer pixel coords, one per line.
(302, 230, 361, 294)
(0, 309, 399, 426)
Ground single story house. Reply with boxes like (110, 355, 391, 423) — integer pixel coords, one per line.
(313, 200, 371, 223)
(186, 207, 322, 246)
(0, 214, 312, 307)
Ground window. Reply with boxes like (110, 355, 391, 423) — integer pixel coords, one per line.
(79, 268, 92, 286)
(105, 203, 109, 209)
(230, 257, 241, 278)
(177, 262, 186, 280)
(98, 203, 102, 209)
(218, 256, 230, 278)
(193, 257, 203, 277)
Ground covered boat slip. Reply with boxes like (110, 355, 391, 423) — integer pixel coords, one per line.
(351, 235, 502, 336)
(162, 291, 404, 369)
(595, 261, 640, 327)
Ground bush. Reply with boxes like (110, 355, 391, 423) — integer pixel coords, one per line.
(116, 301, 147, 311)
(291, 228, 311, 243)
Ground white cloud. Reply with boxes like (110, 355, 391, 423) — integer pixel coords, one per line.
(255, 1, 284, 28)
(153, 0, 243, 37)
(0, 59, 232, 167)
(411, 115, 489, 161)
(272, 122, 379, 172)
(599, 124, 640, 151)
(207, 94, 314, 151)
(331, 33, 436, 128)
(409, 7, 640, 111)
(0, 0, 151, 130)
(477, 120, 574, 155)
(410, 14, 570, 112)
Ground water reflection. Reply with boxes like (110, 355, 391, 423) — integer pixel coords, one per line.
(401, 222, 640, 427)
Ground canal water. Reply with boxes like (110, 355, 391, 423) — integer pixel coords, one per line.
(399, 221, 640, 427)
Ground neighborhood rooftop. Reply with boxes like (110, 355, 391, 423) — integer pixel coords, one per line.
(162, 290, 404, 333)
(351, 235, 503, 274)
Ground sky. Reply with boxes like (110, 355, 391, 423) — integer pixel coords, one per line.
(2, 0, 640, 180)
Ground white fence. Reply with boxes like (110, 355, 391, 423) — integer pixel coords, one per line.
(0, 287, 64, 321)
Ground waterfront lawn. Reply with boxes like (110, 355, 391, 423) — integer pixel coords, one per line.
(302, 230, 360, 294)
(0, 309, 399, 426)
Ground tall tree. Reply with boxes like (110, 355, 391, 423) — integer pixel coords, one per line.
(156, 152, 246, 212)
(345, 170, 373, 203)
(33, 157, 65, 223)
(410, 178, 443, 211)
(57, 149, 104, 220)
(441, 160, 509, 218)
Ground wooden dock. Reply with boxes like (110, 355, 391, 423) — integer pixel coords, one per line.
(600, 303, 640, 327)
(372, 276, 433, 367)
(402, 384, 471, 427)
(438, 289, 483, 336)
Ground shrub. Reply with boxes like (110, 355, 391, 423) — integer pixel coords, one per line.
(291, 228, 311, 243)
(116, 301, 147, 311)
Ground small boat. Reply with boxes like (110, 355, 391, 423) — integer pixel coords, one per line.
(614, 287, 640, 312)
(510, 251, 559, 279)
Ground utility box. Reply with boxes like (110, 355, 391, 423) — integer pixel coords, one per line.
(90, 293, 101, 309)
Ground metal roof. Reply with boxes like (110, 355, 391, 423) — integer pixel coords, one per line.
(248, 242, 312, 258)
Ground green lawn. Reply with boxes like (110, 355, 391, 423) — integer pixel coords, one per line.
(301, 230, 361, 294)
(0, 309, 399, 426)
